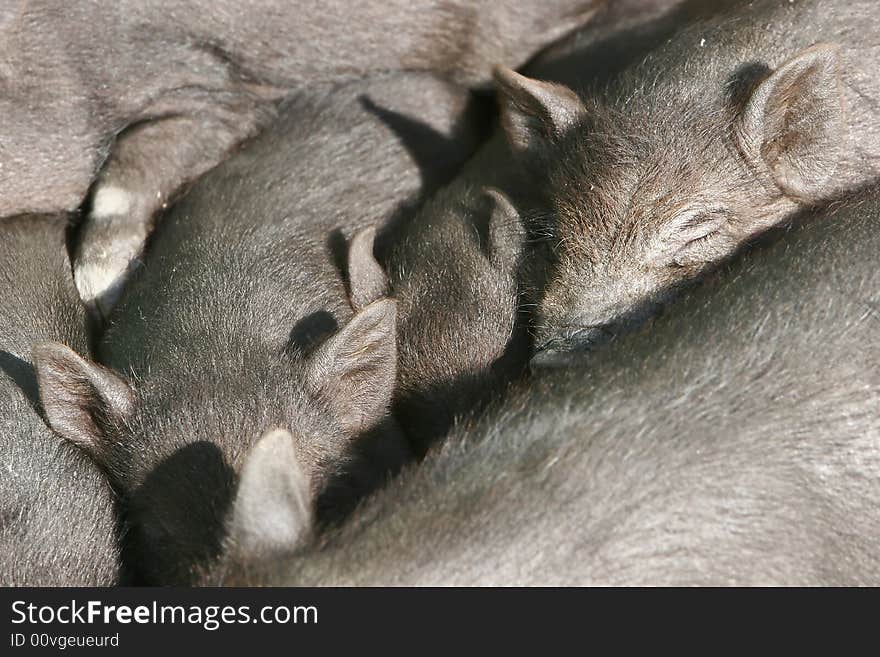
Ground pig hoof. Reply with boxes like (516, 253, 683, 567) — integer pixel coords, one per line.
(74, 257, 132, 320)
(75, 222, 147, 319)
(91, 185, 133, 220)
(74, 185, 148, 319)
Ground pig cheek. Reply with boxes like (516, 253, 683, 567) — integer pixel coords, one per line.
(643, 263, 700, 310)
(542, 276, 586, 324)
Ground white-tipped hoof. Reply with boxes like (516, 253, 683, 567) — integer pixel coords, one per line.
(76, 187, 146, 320)
(74, 259, 131, 320)
(90, 186, 133, 219)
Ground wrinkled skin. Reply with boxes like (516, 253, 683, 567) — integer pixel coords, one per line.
(495, 0, 880, 354)
(0, 215, 119, 585)
(34, 73, 483, 585)
(224, 187, 880, 586)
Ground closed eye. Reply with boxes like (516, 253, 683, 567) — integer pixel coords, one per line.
(657, 207, 728, 266)
(673, 228, 717, 261)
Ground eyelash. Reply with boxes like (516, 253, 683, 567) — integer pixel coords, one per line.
(684, 233, 713, 248)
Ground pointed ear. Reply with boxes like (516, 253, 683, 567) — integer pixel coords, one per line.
(305, 299, 397, 435)
(32, 342, 133, 460)
(348, 225, 390, 311)
(736, 43, 844, 202)
(484, 187, 525, 269)
(493, 66, 587, 154)
(225, 429, 312, 558)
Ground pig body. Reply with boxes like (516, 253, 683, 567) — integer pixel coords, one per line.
(229, 187, 880, 586)
(350, 1, 719, 453)
(528, 0, 702, 84)
(380, 185, 529, 456)
(0, 0, 599, 313)
(0, 214, 119, 585)
(347, 139, 533, 456)
(34, 73, 480, 584)
(492, 0, 880, 352)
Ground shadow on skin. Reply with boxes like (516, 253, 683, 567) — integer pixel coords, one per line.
(534, 0, 747, 89)
(316, 414, 412, 529)
(358, 91, 492, 262)
(122, 441, 236, 585)
(359, 92, 492, 194)
(725, 61, 773, 111)
(531, 200, 845, 365)
(326, 228, 350, 300)
(322, 94, 491, 302)
(0, 350, 40, 413)
(122, 420, 411, 581)
(394, 336, 531, 460)
(287, 309, 339, 357)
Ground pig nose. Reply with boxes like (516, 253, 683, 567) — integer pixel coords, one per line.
(531, 325, 613, 367)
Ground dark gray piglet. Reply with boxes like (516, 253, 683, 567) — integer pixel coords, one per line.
(0, 214, 119, 585)
(33, 72, 480, 585)
(0, 0, 600, 314)
(223, 185, 880, 585)
(493, 0, 880, 354)
(338, 0, 710, 452)
(348, 162, 530, 455)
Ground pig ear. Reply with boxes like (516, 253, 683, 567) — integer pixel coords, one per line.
(305, 299, 397, 435)
(32, 342, 133, 461)
(348, 225, 390, 311)
(737, 43, 844, 202)
(226, 429, 312, 558)
(494, 66, 587, 154)
(484, 187, 525, 269)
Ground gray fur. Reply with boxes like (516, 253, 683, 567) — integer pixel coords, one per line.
(341, 1, 706, 454)
(0, 0, 600, 314)
(496, 0, 880, 352)
(34, 72, 478, 585)
(224, 186, 880, 586)
(0, 214, 119, 585)
(349, 145, 532, 454)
